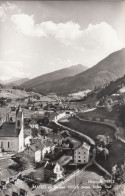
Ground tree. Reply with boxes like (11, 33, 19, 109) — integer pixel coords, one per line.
(96, 135, 112, 148)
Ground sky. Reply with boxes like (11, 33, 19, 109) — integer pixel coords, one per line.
(0, 0, 125, 81)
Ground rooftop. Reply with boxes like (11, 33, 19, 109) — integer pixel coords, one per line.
(0, 122, 20, 137)
(42, 139, 55, 147)
(29, 142, 45, 151)
(45, 162, 55, 170)
(47, 133, 62, 140)
(60, 131, 70, 138)
(82, 142, 90, 150)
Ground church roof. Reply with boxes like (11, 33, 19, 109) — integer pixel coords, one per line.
(0, 122, 20, 137)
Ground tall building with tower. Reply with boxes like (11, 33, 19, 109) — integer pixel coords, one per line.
(0, 106, 24, 153)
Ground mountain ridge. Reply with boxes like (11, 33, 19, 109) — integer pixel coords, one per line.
(21, 64, 88, 89)
(22, 48, 125, 95)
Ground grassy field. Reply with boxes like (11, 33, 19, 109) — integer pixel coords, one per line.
(78, 106, 125, 126)
(59, 118, 115, 140)
(59, 118, 125, 172)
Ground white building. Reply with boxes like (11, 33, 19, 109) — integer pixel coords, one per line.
(24, 139, 55, 163)
(45, 162, 64, 182)
(74, 142, 90, 164)
(0, 106, 24, 153)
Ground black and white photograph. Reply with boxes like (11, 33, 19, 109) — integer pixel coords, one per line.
(0, 0, 125, 195)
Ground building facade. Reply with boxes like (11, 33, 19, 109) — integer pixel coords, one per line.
(74, 142, 90, 164)
(0, 106, 24, 153)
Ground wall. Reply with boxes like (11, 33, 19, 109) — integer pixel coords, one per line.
(19, 127, 24, 152)
(0, 137, 19, 152)
(74, 147, 89, 164)
(25, 135, 32, 146)
(18, 112, 25, 152)
(24, 147, 35, 162)
(35, 150, 42, 162)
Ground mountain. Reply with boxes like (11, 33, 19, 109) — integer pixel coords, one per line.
(22, 48, 125, 96)
(96, 74, 125, 99)
(21, 64, 87, 90)
(6, 78, 29, 86)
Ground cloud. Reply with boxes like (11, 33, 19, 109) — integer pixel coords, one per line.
(11, 14, 81, 41)
(11, 14, 123, 53)
(0, 2, 20, 21)
(0, 61, 29, 80)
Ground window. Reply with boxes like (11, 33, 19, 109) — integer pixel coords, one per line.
(12, 192, 18, 196)
(78, 160, 81, 162)
(17, 120, 20, 127)
(20, 189, 26, 196)
(1, 141, 3, 148)
(79, 152, 80, 154)
(84, 152, 86, 154)
(79, 156, 80, 158)
(8, 141, 10, 148)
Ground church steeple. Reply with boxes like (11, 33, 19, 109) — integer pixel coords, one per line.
(15, 106, 24, 130)
(15, 106, 24, 152)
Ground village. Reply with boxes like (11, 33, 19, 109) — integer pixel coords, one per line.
(0, 84, 125, 195)
(0, 86, 97, 196)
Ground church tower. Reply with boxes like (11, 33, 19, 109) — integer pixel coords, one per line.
(15, 106, 24, 152)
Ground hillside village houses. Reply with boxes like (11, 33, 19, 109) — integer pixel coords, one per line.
(74, 142, 90, 164)
(24, 139, 55, 163)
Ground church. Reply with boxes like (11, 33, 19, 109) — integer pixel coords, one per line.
(0, 106, 24, 153)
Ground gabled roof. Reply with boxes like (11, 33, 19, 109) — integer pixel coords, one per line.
(60, 131, 70, 138)
(29, 142, 45, 152)
(42, 139, 55, 147)
(47, 133, 62, 140)
(82, 142, 90, 150)
(75, 142, 90, 151)
(0, 122, 20, 137)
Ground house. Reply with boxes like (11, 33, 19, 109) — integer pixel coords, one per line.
(24, 141, 44, 162)
(40, 126, 53, 135)
(24, 133, 32, 147)
(62, 140, 70, 148)
(29, 120, 39, 129)
(0, 106, 24, 153)
(44, 162, 64, 182)
(47, 133, 62, 146)
(30, 133, 46, 144)
(24, 125, 32, 147)
(60, 130, 70, 142)
(24, 139, 55, 162)
(42, 139, 55, 159)
(74, 142, 90, 164)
